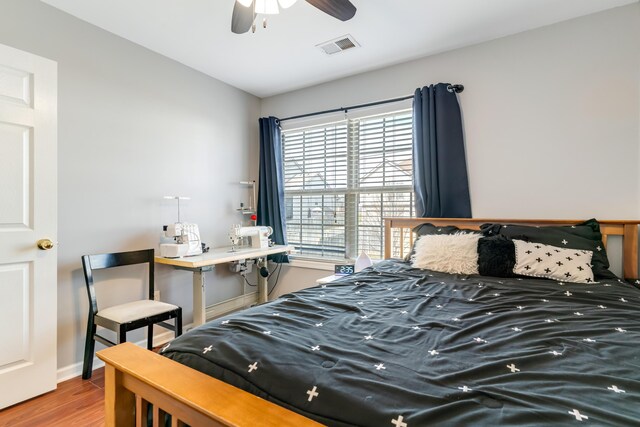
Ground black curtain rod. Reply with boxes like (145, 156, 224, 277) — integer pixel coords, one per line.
(278, 84, 464, 123)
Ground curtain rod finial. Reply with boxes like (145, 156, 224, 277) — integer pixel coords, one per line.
(447, 84, 464, 93)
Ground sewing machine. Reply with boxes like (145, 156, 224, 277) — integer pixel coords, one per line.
(160, 222, 203, 258)
(228, 224, 272, 251)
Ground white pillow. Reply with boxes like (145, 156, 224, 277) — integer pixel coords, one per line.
(513, 239, 595, 283)
(411, 232, 480, 275)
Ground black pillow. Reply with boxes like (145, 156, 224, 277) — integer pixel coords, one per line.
(413, 223, 478, 236)
(477, 235, 516, 277)
(480, 219, 616, 280)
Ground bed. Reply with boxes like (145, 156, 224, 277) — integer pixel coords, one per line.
(97, 218, 640, 426)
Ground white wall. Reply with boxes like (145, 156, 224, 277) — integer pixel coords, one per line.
(0, 0, 261, 371)
(262, 4, 640, 297)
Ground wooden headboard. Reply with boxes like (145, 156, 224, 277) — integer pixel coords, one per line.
(384, 218, 640, 279)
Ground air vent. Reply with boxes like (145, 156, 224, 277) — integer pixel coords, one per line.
(316, 34, 360, 55)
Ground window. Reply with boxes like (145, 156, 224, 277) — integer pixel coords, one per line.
(283, 109, 414, 260)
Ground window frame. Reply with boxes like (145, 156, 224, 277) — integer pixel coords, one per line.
(282, 107, 414, 262)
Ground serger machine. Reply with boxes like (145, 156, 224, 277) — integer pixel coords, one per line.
(160, 222, 203, 258)
(228, 224, 273, 251)
(160, 195, 203, 258)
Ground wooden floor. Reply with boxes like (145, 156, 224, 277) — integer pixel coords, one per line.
(0, 368, 105, 427)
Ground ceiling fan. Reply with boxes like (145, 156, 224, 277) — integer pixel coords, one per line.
(232, 0, 357, 34)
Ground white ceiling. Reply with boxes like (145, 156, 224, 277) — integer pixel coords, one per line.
(41, 0, 636, 98)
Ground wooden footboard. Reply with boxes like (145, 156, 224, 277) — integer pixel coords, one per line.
(97, 343, 322, 427)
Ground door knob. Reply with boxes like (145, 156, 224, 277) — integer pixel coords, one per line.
(37, 239, 55, 250)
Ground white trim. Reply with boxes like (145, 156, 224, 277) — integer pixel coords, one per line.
(205, 292, 259, 320)
(288, 257, 336, 271)
(56, 325, 193, 383)
(56, 358, 105, 384)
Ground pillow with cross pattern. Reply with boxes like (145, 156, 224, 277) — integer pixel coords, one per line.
(480, 219, 615, 280)
(513, 239, 595, 284)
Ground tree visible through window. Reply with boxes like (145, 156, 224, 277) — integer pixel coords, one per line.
(283, 109, 413, 260)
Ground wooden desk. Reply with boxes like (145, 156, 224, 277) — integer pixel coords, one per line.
(155, 245, 293, 326)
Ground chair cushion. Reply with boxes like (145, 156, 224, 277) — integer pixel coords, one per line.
(97, 300, 179, 324)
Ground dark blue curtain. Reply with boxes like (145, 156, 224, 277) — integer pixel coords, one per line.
(257, 117, 289, 263)
(413, 83, 471, 218)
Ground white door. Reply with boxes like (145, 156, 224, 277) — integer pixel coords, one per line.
(0, 43, 57, 409)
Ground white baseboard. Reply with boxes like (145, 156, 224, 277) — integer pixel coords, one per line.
(56, 325, 193, 383)
(205, 292, 258, 320)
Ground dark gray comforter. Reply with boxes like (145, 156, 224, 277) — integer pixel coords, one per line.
(161, 260, 640, 426)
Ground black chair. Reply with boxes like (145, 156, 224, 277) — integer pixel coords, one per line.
(81, 249, 182, 379)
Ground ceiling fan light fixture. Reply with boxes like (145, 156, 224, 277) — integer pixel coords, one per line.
(231, 0, 356, 34)
(255, 0, 280, 14)
(278, 0, 298, 8)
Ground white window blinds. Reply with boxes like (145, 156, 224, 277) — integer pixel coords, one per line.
(283, 109, 413, 260)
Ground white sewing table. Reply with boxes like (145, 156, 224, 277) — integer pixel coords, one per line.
(155, 245, 293, 326)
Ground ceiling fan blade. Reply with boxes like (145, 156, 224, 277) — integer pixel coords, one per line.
(306, 0, 356, 21)
(231, 0, 256, 34)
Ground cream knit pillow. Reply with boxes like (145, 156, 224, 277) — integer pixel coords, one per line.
(411, 232, 480, 275)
